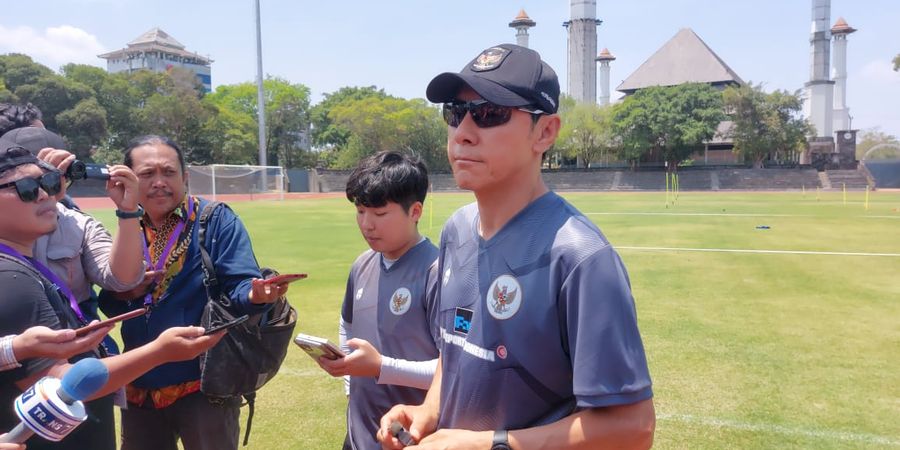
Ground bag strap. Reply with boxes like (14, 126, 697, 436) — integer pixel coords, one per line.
(197, 201, 232, 307)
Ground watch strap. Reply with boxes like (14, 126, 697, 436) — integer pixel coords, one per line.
(491, 429, 511, 450)
(115, 205, 144, 219)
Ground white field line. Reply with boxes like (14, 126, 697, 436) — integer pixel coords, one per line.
(617, 246, 900, 257)
(658, 413, 900, 447)
(586, 212, 900, 219)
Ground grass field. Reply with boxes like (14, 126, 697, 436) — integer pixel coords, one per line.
(88, 190, 900, 449)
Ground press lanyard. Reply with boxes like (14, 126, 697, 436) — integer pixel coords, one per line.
(0, 242, 86, 322)
(141, 196, 194, 308)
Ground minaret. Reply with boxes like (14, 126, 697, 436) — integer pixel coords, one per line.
(831, 17, 857, 133)
(508, 9, 536, 48)
(595, 48, 615, 106)
(803, 0, 835, 162)
(564, 0, 602, 104)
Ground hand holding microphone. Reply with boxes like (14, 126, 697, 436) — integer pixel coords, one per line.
(0, 358, 109, 444)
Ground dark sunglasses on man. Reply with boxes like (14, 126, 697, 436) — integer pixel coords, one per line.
(0, 170, 62, 202)
(442, 99, 546, 128)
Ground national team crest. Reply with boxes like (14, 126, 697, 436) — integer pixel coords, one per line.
(443, 267, 452, 286)
(486, 274, 522, 320)
(390, 287, 412, 315)
(471, 47, 510, 72)
(355, 288, 364, 300)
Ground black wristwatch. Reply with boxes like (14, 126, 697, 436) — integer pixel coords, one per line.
(115, 205, 144, 219)
(491, 429, 511, 450)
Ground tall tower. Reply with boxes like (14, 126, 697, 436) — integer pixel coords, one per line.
(508, 9, 536, 48)
(564, 0, 601, 104)
(803, 0, 835, 162)
(831, 17, 857, 133)
(595, 48, 615, 105)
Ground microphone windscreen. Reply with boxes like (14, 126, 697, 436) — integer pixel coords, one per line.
(58, 358, 109, 403)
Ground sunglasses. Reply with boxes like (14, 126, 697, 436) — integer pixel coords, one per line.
(0, 171, 62, 202)
(442, 100, 546, 128)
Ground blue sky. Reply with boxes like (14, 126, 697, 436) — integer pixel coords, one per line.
(2, 0, 898, 137)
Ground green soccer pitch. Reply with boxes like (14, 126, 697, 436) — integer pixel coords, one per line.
(88, 190, 900, 449)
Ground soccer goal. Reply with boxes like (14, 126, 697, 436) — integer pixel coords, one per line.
(187, 164, 286, 201)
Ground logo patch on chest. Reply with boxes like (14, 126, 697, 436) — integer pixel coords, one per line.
(389, 287, 412, 315)
(486, 274, 522, 320)
(453, 307, 473, 335)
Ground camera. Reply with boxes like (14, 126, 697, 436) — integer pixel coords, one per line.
(66, 161, 110, 181)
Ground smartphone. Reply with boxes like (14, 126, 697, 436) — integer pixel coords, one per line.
(264, 273, 308, 285)
(74, 308, 145, 337)
(293, 333, 345, 361)
(203, 314, 249, 336)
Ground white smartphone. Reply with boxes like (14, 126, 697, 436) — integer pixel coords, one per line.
(293, 333, 345, 361)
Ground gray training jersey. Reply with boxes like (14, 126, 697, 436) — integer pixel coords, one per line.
(436, 192, 653, 431)
(341, 239, 440, 450)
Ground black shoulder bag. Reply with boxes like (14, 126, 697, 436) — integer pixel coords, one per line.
(196, 202, 298, 446)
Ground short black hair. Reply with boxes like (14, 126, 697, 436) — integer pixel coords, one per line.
(345, 151, 429, 211)
(0, 103, 43, 136)
(123, 135, 186, 172)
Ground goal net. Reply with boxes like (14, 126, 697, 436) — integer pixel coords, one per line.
(187, 164, 285, 201)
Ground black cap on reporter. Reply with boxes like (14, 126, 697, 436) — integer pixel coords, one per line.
(1, 126, 67, 155)
(426, 43, 560, 114)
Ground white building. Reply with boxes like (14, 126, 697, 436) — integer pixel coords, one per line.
(98, 28, 212, 93)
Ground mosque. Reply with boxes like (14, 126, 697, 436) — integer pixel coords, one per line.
(509, 0, 859, 170)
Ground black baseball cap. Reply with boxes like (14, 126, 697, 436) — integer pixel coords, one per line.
(426, 43, 560, 114)
(0, 139, 53, 174)
(1, 126, 67, 155)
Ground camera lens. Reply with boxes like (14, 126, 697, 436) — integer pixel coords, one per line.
(66, 160, 87, 181)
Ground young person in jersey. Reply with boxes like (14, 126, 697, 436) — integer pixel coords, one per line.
(378, 44, 655, 450)
(0, 143, 225, 450)
(316, 151, 440, 450)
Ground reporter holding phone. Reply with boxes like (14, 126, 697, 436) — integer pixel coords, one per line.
(0, 142, 225, 450)
(98, 135, 285, 450)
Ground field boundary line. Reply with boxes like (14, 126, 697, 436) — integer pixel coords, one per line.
(617, 246, 900, 257)
(658, 413, 900, 446)
(586, 212, 899, 219)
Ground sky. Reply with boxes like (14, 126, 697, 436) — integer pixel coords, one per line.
(1, 0, 898, 137)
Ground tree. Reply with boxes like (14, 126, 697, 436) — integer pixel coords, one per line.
(62, 64, 140, 150)
(0, 54, 53, 93)
(309, 86, 389, 150)
(856, 127, 900, 160)
(204, 77, 312, 167)
(55, 98, 107, 160)
(558, 101, 616, 168)
(723, 83, 812, 168)
(137, 68, 212, 163)
(894, 54, 899, 72)
(13, 76, 93, 130)
(611, 83, 724, 170)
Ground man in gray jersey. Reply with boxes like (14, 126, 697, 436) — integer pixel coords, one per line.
(318, 151, 440, 450)
(379, 44, 655, 449)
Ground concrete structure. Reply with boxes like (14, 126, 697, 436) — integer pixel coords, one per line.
(564, 0, 601, 104)
(98, 28, 212, 92)
(595, 48, 615, 105)
(802, 0, 836, 162)
(831, 17, 857, 133)
(508, 9, 536, 48)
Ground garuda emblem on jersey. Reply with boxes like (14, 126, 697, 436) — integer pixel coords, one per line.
(487, 274, 522, 320)
(390, 287, 412, 315)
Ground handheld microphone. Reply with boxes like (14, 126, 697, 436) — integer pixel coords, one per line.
(390, 421, 417, 447)
(0, 358, 109, 444)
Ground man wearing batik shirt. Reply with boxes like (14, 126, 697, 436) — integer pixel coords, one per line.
(101, 135, 287, 450)
(379, 44, 655, 450)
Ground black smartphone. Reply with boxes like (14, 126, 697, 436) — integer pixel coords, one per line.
(203, 315, 249, 336)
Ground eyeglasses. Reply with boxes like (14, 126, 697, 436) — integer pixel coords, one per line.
(442, 100, 546, 128)
(0, 171, 62, 202)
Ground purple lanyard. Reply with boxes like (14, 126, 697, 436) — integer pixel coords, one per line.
(141, 197, 193, 308)
(0, 242, 86, 322)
